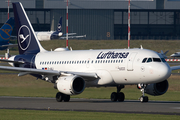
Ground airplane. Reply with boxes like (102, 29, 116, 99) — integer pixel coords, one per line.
(1, 2, 180, 103)
(170, 52, 180, 58)
(35, 17, 86, 41)
(0, 17, 16, 50)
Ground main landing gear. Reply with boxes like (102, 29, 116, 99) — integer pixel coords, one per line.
(56, 92, 70, 102)
(111, 85, 125, 102)
(138, 84, 148, 103)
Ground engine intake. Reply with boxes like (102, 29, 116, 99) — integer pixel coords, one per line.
(145, 80, 169, 96)
(56, 75, 85, 95)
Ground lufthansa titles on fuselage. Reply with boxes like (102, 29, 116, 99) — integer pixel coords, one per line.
(97, 51, 129, 59)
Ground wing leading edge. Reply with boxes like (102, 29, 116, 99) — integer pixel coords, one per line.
(0, 65, 98, 81)
(171, 66, 180, 71)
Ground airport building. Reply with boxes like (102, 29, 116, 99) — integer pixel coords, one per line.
(0, 0, 180, 40)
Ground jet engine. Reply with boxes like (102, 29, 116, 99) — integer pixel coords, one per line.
(58, 32, 63, 36)
(145, 80, 169, 96)
(56, 75, 85, 95)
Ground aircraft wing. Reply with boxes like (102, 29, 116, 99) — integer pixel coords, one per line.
(60, 35, 86, 39)
(0, 65, 98, 80)
(1, 44, 18, 48)
(0, 66, 60, 76)
(171, 66, 180, 71)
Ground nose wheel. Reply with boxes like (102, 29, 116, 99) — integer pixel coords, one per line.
(138, 84, 148, 103)
(111, 85, 125, 102)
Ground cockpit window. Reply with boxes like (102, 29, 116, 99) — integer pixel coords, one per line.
(142, 58, 147, 63)
(161, 58, 166, 62)
(147, 58, 152, 63)
(142, 57, 166, 63)
(153, 58, 161, 62)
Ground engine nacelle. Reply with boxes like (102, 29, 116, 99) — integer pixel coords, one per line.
(145, 80, 169, 96)
(56, 75, 85, 95)
(58, 32, 63, 36)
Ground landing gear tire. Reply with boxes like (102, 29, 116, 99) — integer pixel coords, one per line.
(64, 95, 70, 102)
(111, 92, 118, 102)
(56, 92, 63, 102)
(117, 92, 125, 102)
(139, 96, 148, 103)
(56, 92, 70, 102)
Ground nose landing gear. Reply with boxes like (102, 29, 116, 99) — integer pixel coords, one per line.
(138, 84, 149, 103)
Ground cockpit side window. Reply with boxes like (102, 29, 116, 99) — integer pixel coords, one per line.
(142, 58, 147, 63)
(153, 58, 161, 62)
(161, 58, 166, 62)
(147, 58, 152, 63)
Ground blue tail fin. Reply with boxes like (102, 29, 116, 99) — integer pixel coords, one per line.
(12, 2, 46, 54)
(0, 17, 14, 41)
(51, 17, 63, 39)
(56, 17, 62, 32)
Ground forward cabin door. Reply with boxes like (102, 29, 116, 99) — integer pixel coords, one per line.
(127, 53, 137, 71)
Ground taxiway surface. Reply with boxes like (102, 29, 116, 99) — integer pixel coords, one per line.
(0, 96, 180, 115)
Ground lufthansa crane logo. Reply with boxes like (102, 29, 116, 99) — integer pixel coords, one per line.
(57, 23, 61, 32)
(0, 23, 13, 40)
(18, 25, 31, 50)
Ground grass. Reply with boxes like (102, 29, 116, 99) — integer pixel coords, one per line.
(0, 109, 180, 120)
(0, 74, 180, 102)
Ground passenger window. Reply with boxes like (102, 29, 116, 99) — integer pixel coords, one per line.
(142, 58, 147, 63)
(147, 58, 152, 63)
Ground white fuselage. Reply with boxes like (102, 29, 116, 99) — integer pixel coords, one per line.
(35, 31, 63, 41)
(34, 48, 171, 86)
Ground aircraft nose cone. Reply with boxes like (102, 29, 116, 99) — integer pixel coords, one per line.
(158, 64, 171, 80)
